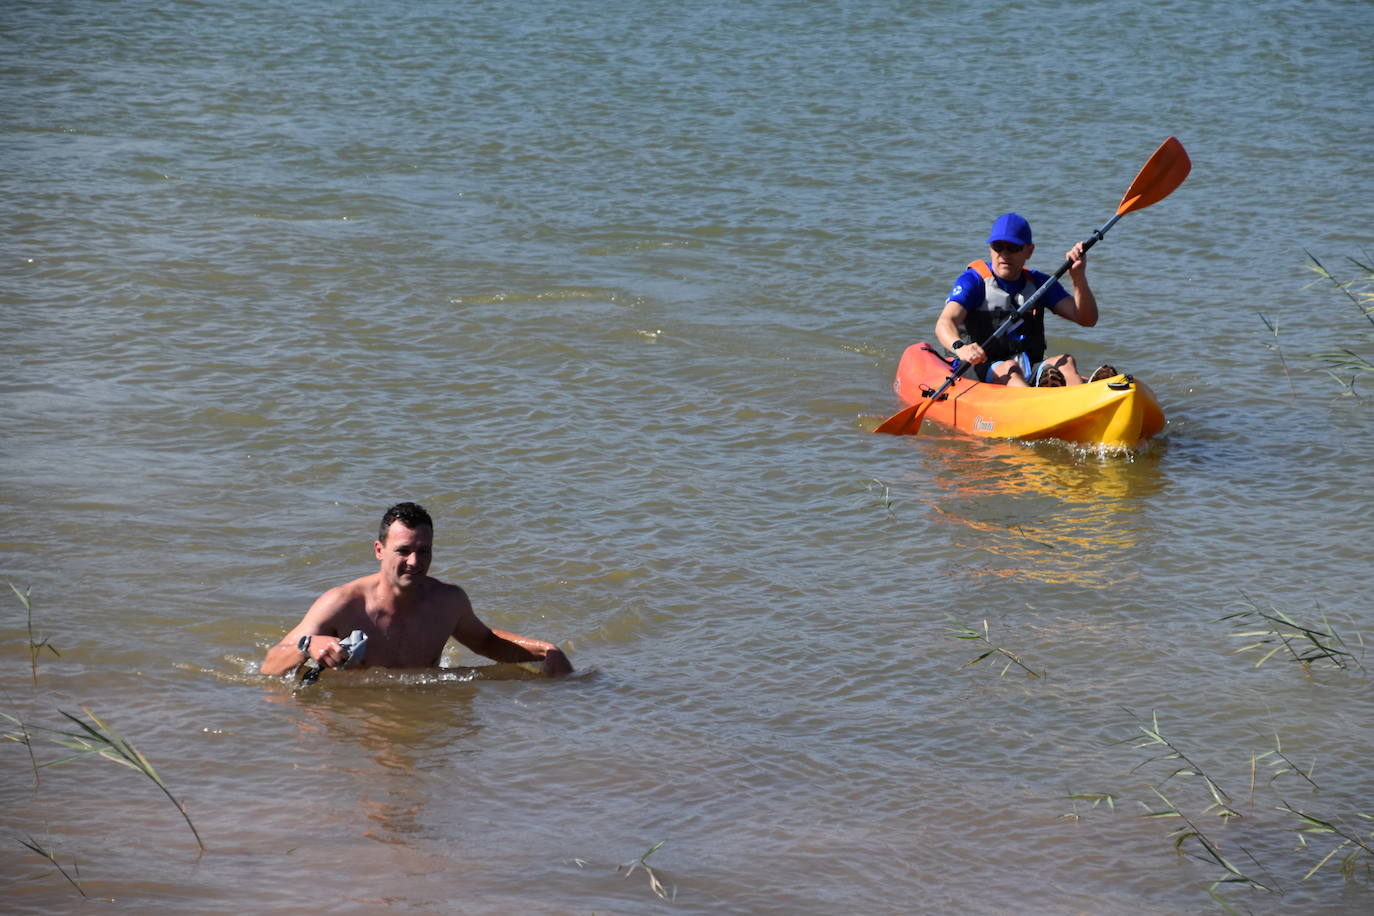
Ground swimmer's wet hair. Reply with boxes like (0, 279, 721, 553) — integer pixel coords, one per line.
(379, 502, 433, 542)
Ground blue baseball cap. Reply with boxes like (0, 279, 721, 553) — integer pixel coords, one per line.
(987, 213, 1033, 247)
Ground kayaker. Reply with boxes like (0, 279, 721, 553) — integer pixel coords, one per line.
(934, 213, 1116, 387)
(261, 502, 573, 678)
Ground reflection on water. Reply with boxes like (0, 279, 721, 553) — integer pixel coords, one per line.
(184, 658, 582, 845)
(257, 670, 488, 845)
(914, 436, 1168, 587)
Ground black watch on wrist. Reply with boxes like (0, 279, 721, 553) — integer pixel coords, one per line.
(951, 340, 965, 350)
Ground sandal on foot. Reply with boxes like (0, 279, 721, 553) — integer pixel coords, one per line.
(1087, 364, 1118, 383)
(1036, 365, 1066, 387)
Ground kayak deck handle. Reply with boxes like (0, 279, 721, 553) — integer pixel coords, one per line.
(919, 384, 951, 401)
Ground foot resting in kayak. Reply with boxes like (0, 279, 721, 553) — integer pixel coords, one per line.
(1087, 364, 1119, 382)
(1036, 364, 1066, 387)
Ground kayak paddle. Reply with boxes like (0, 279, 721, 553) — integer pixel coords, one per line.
(874, 136, 1192, 436)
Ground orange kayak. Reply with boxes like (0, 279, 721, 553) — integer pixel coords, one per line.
(889, 343, 1165, 448)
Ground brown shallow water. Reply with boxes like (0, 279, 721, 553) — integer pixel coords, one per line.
(3, 0, 1372, 913)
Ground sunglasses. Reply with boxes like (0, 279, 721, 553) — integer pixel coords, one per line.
(990, 242, 1025, 254)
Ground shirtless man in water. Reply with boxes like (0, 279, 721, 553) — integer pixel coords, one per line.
(261, 502, 572, 677)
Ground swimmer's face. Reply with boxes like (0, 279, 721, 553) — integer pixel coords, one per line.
(376, 521, 433, 588)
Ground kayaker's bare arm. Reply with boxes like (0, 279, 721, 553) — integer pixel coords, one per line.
(1048, 241, 1098, 327)
(937, 300, 989, 365)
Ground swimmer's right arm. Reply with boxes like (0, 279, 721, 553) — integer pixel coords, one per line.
(260, 592, 346, 676)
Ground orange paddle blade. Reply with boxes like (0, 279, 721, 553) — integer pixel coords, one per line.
(874, 398, 934, 436)
(1116, 137, 1190, 215)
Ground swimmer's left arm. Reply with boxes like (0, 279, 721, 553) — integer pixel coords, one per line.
(488, 628, 573, 676)
(446, 585, 571, 675)
(452, 611, 572, 676)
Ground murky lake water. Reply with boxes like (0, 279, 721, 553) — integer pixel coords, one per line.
(3, 1, 1372, 913)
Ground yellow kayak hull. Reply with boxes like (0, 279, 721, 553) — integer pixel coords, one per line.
(891, 343, 1165, 448)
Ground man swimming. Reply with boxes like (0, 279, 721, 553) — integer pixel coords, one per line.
(261, 502, 572, 677)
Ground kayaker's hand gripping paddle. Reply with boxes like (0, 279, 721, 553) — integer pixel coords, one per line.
(874, 136, 1192, 436)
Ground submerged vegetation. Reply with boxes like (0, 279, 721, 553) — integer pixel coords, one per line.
(1283, 804, 1374, 883)
(1056, 601, 1371, 912)
(1259, 251, 1374, 398)
(945, 616, 1042, 678)
(1291, 251, 1368, 398)
(1123, 708, 1277, 906)
(1124, 707, 1372, 910)
(1306, 250, 1374, 331)
(942, 580, 1371, 911)
(1220, 597, 1363, 674)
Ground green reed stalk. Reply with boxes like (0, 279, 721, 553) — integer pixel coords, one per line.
(1219, 598, 1363, 674)
(1304, 250, 1374, 328)
(617, 841, 674, 901)
(1141, 786, 1275, 902)
(2, 711, 43, 787)
(10, 582, 60, 684)
(946, 616, 1042, 678)
(32, 707, 204, 853)
(1314, 349, 1374, 397)
(1060, 793, 1116, 822)
(863, 477, 895, 518)
(1126, 709, 1238, 821)
(1281, 803, 1374, 882)
(17, 833, 87, 898)
(1093, 710, 1372, 905)
(1250, 733, 1320, 801)
(1257, 311, 1297, 397)
(1303, 250, 1374, 395)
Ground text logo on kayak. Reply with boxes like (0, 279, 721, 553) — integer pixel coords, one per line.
(974, 417, 995, 432)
